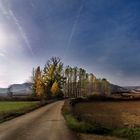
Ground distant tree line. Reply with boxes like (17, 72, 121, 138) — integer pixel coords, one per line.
(64, 66, 111, 98)
(32, 57, 111, 100)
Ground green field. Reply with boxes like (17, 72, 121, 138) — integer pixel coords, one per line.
(0, 101, 39, 122)
(0, 101, 38, 113)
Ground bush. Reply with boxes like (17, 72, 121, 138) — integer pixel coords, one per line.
(70, 97, 85, 106)
(64, 114, 111, 134)
(112, 128, 140, 140)
(65, 114, 94, 133)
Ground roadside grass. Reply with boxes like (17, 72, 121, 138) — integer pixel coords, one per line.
(64, 114, 94, 133)
(112, 128, 140, 140)
(64, 114, 110, 134)
(64, 113, 140, 140)
(62, 100, 140, 140)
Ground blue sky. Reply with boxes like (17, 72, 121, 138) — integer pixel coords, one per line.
(0, 0, 140, 87)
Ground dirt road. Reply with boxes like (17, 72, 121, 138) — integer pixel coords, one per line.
(0, 101, 77, 140)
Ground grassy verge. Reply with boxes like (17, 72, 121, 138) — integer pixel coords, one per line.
(112, 128, 140, 140)
(62, 100, 140, 140)
(0, 100, 56, 123)
(64, 114, 110, 134)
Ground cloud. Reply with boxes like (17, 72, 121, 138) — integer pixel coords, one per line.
(0, 2, 36, 87)
(0, 0, 140, 87)
(0, 53, 5, 58)
(0, 2, 10, 19)
(0, 2, 34, 56)
(8, 10, 34, 56)
(64, 0, 85, 59)
(0, 22, 22, 57)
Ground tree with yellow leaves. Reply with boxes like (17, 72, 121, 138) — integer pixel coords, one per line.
(43, 57, 64, 98)
(32, 66, 44, 98)
(51, 82, 60, 95)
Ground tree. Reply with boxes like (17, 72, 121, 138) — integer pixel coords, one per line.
(64, 66, 70, 97)
(89, 73, 95, 95)
(69, 67, 73, 97)
(32, 66, 44, 98)
(101, 78, 111, 95)
(31, 57, 112, 99)
(84, 73, 89, 96)
(43, 57, 64, 98)
(73, 67, 78, 97)
(80, 69, 86, 96)
(93, 78, 100, 94)
(51, 82, 60, 95)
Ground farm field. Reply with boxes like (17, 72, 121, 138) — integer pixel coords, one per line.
(0, 101, 39, 113)
(73, 101, 140, 128)
(0, 101, 39, 123)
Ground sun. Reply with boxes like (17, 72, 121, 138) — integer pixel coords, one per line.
(0, 26, 18, 52)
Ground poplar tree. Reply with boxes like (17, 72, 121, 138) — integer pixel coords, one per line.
(32, 66, 44, 98)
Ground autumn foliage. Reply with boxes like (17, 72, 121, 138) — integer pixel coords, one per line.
(32, 57, 111, 100)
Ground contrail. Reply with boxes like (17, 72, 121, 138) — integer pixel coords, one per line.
(30, 0, 36, 8)
(0, 2, 34, 56)
(9, 10, 34, 56)
(64, 0, 85, 59)
(0, 2, 9, 18)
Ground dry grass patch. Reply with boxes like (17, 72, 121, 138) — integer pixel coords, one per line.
(73, 101, 140, 128)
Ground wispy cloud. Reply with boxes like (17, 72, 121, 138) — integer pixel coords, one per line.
(8, 10, 34, 56)
(0, 2, 34, 56)
(0, 53, 5, 57)
(0, 2, 10, 19)
(64, 0, 85, 59)
(30, 0, 36, 8)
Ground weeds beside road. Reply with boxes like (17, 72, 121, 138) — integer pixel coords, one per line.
(62, 99, 140, 140)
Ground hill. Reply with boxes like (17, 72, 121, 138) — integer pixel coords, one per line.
(0, 83, 33, 97)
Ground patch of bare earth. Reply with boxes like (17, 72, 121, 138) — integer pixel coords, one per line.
(73, 101, 140, 128)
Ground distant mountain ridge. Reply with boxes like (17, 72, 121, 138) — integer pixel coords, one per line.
(0, 82, 33, 97)
(110, 84, 130, 93)
(110, 84, 140, 94)
(123, 86, 140, 93)
(0, 88, 8, 97)
(0, 82, 139, 97)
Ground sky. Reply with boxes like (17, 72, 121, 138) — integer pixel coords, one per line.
(0, 0, 140, 87)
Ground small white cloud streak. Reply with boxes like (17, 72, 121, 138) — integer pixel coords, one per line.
(8, 10, 34, 56)
(0, 2, 35, 87)
(0, 2, 34, 56)
(30, 0, 36, 8)
(64, 0, 85, 59)
(0, 2, 10, 18)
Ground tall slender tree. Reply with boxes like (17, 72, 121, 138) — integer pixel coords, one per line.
(32, 66, 44, 98)
(73, 67, 78, 97)
(101, 78, 111, 95)
(65, 66, 70, 97)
